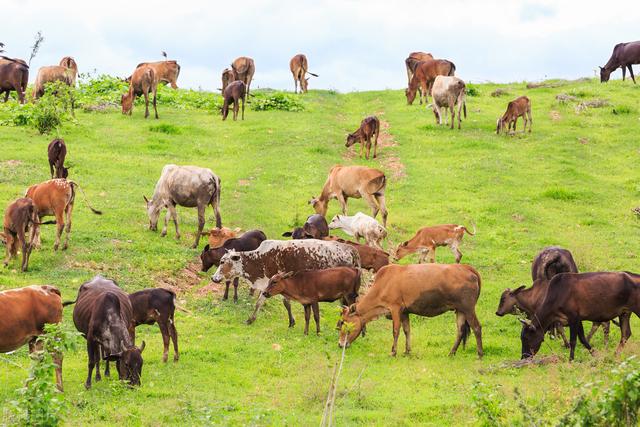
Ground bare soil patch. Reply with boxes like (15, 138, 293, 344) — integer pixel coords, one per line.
(156, 259, 208, 294)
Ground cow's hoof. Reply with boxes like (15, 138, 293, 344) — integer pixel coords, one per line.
(245, 318, 255, 325)
(62, 244, 68, 251)
(390, 351, 397, 357)
(85, 383, 91, 390)
(174, 355, 179, 362)
(160, 232, 167, 237)
(53, 244, 59, 251)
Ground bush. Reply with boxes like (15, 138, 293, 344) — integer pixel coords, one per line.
(250, 92, 304, 112)
(466, 84, 479, 97)
(612, 105, 633, 115)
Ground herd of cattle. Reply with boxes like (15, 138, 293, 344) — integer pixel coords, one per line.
(2, 41, 640, 391)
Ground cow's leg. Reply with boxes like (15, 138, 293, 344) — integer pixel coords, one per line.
(62, 201, 73, 250)
(192, 204, 205, 248)
(169, 316, 179, 362)
(32, 217, 42, 249)
(449, 311, 466, 356)
(556, 324, 570, 348)
(303, 304, 311, 335)
(428, 246, 436, 263)
(312, 302, 321, 335)
(223, 280, 230, 300)
(144, 91, 150, 118)
(160, 208, 170, 237)
(85, 341, 97, 389)
(374, 194, 388, 227)
(241, 95, 245, 120)
(153, 89, 159, 119)
(602, 321, 610, 346)
(336, 193, 348, 215)
(467, 311, 483, 358)
(53, 209, 65, 251)
(450, 105, 455, 129)
(233, 99, 239, 121)
(622, 65, 627, 81)
(390, 307, 402, 356)
(168, 203, 180, 241)
(246, 292, 267, 324)
(283, 297, 295, 328)
(586, 322, 600, 342)
(294, 78, 298, 94)
(450, 242, 462, 263)
(576, 321, 593, 355)
(400, 312, 411, 354)
(568, 323, 578, 361)
(373, 130, 379, 159)
(616, 313, 632, 355)
(628, 65, 636, 84)
(18, 227, 29, 272)
(417, 249, 427, 264)
(158, 320, 171, 363)
(361, 192, 380, 220)
(366, 136, 372, 160)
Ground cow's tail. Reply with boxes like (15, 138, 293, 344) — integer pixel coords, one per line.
(462, 223, 476, 236)
(173, 294, 192, 314)
(307, 71, 319, 77)
(448, 61, 456, 76)
(62, 299, 76, 307)
(461, 320, 471, 348)
(70, 182, 102, 215)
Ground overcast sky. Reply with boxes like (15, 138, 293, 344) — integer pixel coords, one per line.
(3, 0, 638, 92)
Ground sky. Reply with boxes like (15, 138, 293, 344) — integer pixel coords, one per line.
(2, 0, 639, 92)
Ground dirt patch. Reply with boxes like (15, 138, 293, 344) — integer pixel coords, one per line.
(155, 259, 207, 295)
(575, 99, 609, 113)
(556, 93, 578, 103)
(491, 88, 510, 97)
(238, 179, 251, 186)
(526, 81, 565, 89)
(1, 160, 22, 167)
(549, 110, 561, 121)
(578, 137, 589, 145)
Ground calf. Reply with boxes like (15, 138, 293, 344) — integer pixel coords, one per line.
(47, 138, 68, 179)
(323, 236, 389, 272)
(395, 224, 474, 263)
(121, 65, 158, 119)
(431, 76, 467, 129)
(222, 80, 246, 121)
(282, 214, 329, 240)
(202, 226, 242, 248)
(345, 116, 380, 160)
(496, 96, 531, 134)
(264, 267, 361, 335)
(2, 198, 45, 271)
(338, 263, 483, 357)
(129, 288, 178, 363)
(328, 212, 386, 249)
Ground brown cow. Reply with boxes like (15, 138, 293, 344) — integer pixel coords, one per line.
(1, 198, 47, 271)
(231, 57, 255, 97)
(135, 60, 180, 88)
(222, 80, 246, 121)
(25, 179, 102, 251)
(129, 288, 179, 362)
(338, 263, 483, 357)
(221, 68, 236, 93)
(600, 41, 640, 83)
(264, 267, 361, 335)
(395, 224, 475, 264)
(122, 65, 158, 119)
(0, 56, 29, 103)
(496, 96, 531, 134)
(32, 57, 78, 99)
(201, 226, 242, 248)
(345, 116, 380, 160)
(282, 214, 329, 240)
(323, 236, 389, 272)
(48, 138, 68, 179)
(0, 285, 65, 390)
(405, 51, 434, 87)
(405, 59, 456, 105)
(309, 165, 388, 227)
(289, 54, 318, 94)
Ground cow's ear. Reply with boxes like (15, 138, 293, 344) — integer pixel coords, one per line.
(401, 241, 408, 247)
(513, 285, 526, 294)
(139, 340, 146, 353)
(282, 232, 292, 237)
(283, 271, 295, 279)
(143, 195, 149, 204)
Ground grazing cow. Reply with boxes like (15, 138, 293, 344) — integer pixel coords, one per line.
(600, 41, 640, 83)
(201, 226, 242, 248)
(26, 179, 102, 251)
(264, 267, 361, 335)
(496, 96, 531, 134)
(47, 138, 68, 179)
(323, 236, 389, 272)
(328, 212, 386, 249)
(0, 56, 29, 103)
(1, 198, 44, 271)
(72, 275, 145, 388)
(405, 51, 434, 87)
(222, 80, 246, 121)
(338, 263, 483, 357)
(282, 214, 329, 240)
(405, 59, 456, 105)
(200, 229, 267, 302)
(431, 76, 467, 129)
(122, 65, 158, 119)
(520, 271, 640, 360)
(289, 54, 318, 94)
(0, 285, 65, 390)
(310, 165, 388, 227)
(221, 68, 236, 93)
(231, 57, 255, 97)
(345, 116, 380, 160)
(145, 165, 222, 248)
(129, 288, 178, 363)
(211, 239, 360, 325)
(32, 57, 78, 99)
(395, 224, 475, 264)
(135, 60, 180, 88)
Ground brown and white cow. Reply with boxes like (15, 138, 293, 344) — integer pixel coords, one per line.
(0, 285, 65, 390)
(431, 76, 467, 130)
(395, 224, 475, 263)
(134, 60, 180, 89)
(2, 197, 45, 271)
(129, 288, 179, 363)
(211, 239, 360, 325)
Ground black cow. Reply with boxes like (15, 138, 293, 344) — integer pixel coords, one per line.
(129, 288, 179, 363)
(282, 214, 329, 239)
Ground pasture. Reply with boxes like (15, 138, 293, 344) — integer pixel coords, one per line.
(1, 78, 640, 425)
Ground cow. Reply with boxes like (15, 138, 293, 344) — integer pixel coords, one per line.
(289, 54, 318, 94)
(221, 68, 236, 93)
(309, 165, 388, 227)
(338, 263, 483, 357)
(323, 236, 389, 272)
(26, 179, 102, 251)
(264, 267, 361, 335)
(134, 60, 180, 88)
(345, 116, 380, 160)
(47, 138, 68, 179)
(200, 229, 267, 302)
(0, 56, 29, 103)
(1, 198, 45, 271)
(129, 288, 179, 362)
(32, 56, 78, 99)
(531, 246, 578, 282)
(600, 41, 640, 83)
(145, 165, 222, 248)
(328, 212, 386, 249)
(405, 59, 456, 105)
(201, 226, 242, 248)
(0, 285, 65, 390)
(431, 76, 467, 130)
(496, 96, 531, 134)
(211, 239, 360, 325)
(395, 224, 475, 264)
(122, 65, 158, 119)
(520, 271, 640, 361)
(282, 214, 329, 240)
(222, 80, 246, 121)
(405, 51, 434, 87)
(71, 275, 145, 389)
(231, 57, 255, 97)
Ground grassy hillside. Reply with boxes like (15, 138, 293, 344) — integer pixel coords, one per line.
(1, 78, 640, 426)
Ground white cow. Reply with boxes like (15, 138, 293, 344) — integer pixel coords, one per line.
(328, 212, 387, 250)
(431, 75, 467, 129)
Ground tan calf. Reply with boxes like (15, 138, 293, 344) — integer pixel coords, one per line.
(122, 65, 158, 119)
(395, 224, 475, 263)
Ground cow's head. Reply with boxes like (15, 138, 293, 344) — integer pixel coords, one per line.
(394, 241, 414, 260)
(143, 195, 162, 231)
(327, 215, 345, 230)
(204, 227, 240, 248)
(308, 197, 328, 216)
(212, 250, 243, 283)
(599, 66, 611, 83)
(121, 92, 134, 115)
(520, 319, 544, 359)
(200, 244, 223, 272)
(405, 87, 416, 105)
(337, 305, 364, 348)
(282, 227, 312, 239)
(495, 286, 525, 316)
(117, 341, 145, 386)
(264, 271, 294, 298)
(345, 133, 358, 148)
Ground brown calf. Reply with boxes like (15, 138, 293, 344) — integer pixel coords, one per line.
(405, 59, 455, 105)
(1, 198, 45, 271)
(48, 138, 68, 179)
(395, 224, 475, 263)
(345, 116, 380, 160)
(122, 65, 158, 119)
(338, 263, 483, 357)
(222, 80, 246, 121)
(201, 226, 242, 248)
(264, 267, 361, 335)
(496, 96, 531, 134)
(324, 236, 389, 272)
(289, 54, 318, 94)
(129, 288, 179, 363)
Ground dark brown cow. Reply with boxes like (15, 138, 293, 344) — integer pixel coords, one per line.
(231, 57, 255, 97)
(0, 56, 29, 103)
(289, 54, 318, 94)
(222, 80, 246, 121)
(323, 236, 389, 272)
(264, 267, 361, 335)
(282, 214, 329, 240)
(48, 138, 68, 179)
(72, 275, 145, 389)
(521, 271, 640, 360)
(345, 116, 380, 160)
(531, 246, 578, 282)
(221, 68, 236, 93)
(600, 41, 640, 83)
(405, 59, 456, 105)
(1, 198, 47, 271)
(405, 51, 434, 87)
(122, 65, 158, 119)
(129, 288, 178, 362)
(0, 285, 64, 390)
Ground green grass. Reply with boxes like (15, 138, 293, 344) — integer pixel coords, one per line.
(1, 78, 640, 425)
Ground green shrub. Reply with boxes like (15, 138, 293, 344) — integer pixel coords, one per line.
(150, 123, 181, 134)
(612, 105, 633, 115)
(541, 187, 579, 201)
(250, 92, 304, 112)
(466, 84, 479, 97)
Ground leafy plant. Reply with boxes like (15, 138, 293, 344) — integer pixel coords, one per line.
(472, 382, 507, 427)
(31, 81, 75, 134)
(466, 84, 479, 97)
(250, 92, 304, 112)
